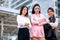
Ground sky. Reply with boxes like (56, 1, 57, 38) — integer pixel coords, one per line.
(35, 0, 55, 17)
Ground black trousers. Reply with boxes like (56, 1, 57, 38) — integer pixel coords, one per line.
(43, 23, 57, 40)
(46, 29, 57, 40)
(18, 28, 30, 40)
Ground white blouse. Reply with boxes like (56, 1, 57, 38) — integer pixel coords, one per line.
(46, 17, 58, 28)
(49, 18, 58, 27)
(17, 15, 31, 28)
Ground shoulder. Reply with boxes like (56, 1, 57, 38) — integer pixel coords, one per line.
(31, 14, 35, 16)
(17, 15, 23, 20)
(17, 15, 22, 18)
(17, 15, 20, 17)
(40, 14, 45, 16)
(40, 14, 46, 18)
(55, 18, 58, 22)
(31, 14, 35, 17)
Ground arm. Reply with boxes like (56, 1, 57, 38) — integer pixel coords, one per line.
(49, 18, 58, 28)
(17, 15, 24, 28)
(39, 14, 47, 25)
(31, 15, 39, 25)
(39, 19, 47, 25)
(27, 18, 32, 28)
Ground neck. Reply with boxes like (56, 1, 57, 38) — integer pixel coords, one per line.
(50, 15, 54, 17)
(35, 13, 40, 15)
(21, 14, 25, 17)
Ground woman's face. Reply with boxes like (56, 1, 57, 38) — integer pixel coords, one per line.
(48, 10, 54, 17)
(22, 7, 27, 16)
(34, 6, 40, 14)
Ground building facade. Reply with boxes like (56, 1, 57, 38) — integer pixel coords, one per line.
(0, 0, 59, 40)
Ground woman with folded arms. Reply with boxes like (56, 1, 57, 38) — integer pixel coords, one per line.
(30, 4, 47, 40)
(47, 7, 58, 40)
(17, 6, 31, 40)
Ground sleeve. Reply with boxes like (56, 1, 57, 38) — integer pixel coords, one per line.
(49, 18, 58, 27)
(17, 15, 24, 28)
(27, 18, 32, 28)
(31, 15, 39, 25)
(39, 14, 47, 25)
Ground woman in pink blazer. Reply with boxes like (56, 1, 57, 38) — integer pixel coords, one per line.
(30, 4, 47, 40)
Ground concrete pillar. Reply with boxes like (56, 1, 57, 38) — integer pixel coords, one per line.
(1, 18, 4, 40)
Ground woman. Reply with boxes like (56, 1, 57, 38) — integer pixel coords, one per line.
(47, 7, 58, 40)
(17, 6, 31, 40)
(30, 4, 47, 40)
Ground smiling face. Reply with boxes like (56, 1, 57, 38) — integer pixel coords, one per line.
(22, 7, 28, 16)
(48, 9, 54, 17)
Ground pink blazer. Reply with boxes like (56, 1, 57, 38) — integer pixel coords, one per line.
(31, 14, 47, 27)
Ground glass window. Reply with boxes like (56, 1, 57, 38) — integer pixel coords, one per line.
(58, 0, 60, 1)
(11, 0, 17, 3)
(11, 0, 25, 8)
(58, 3, 60, 9)
(55, 1, 58, 7)
(0, 21, 1, 23)
(14, 0, 32, 10)
(58, 10, 60, 16)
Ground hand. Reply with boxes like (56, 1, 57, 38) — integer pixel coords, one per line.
(34, 23, 39, 25)
(39, 19, 46, 23)
(47, 22, 50, 24)
(39, 20, 42, 23)
(24, 23, 29, 27)
(52, 27, 56, 29)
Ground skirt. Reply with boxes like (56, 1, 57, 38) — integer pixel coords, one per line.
(30, 25, 45, 37)
(18, 28, 30, 40)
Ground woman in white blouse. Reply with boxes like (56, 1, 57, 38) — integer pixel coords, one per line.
(47, 7, 58, 40)
(17, 6, 31, 40)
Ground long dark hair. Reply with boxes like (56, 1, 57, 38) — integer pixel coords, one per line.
(20, 6, 28, 17)
(48, 7, 56, 23)
(32, 4, 41, 14)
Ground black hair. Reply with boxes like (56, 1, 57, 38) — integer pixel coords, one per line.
(48, 7, 56, 23)
(32, 4, 41, 14)
(47, 7, 54, 13)
(20, 6, 28, 17)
